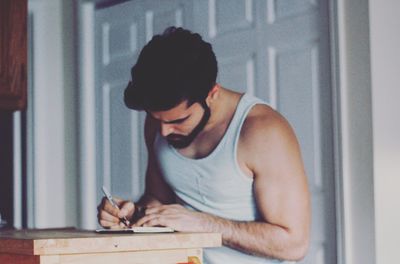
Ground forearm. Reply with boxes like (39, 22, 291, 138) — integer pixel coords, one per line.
(136, 193, 164, 208)
(202, 214, 307, 261)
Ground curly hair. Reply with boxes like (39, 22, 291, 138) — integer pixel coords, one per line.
(124, 27, 218, 111)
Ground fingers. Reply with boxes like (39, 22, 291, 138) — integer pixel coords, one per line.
(133, 213, 152, 227)
(97, 196, 134, 228)
(99, 219, 127, 229)
(99, 209, 120, 222)
(98, 210, 119, 228)
(111, 196, 124, 207)
(134, 204, 181, 227)
(97, 207, 119, 227)
(142, 215, 166, 227)
(134, 213, 169, 227)
(119, 201, 135, 219)
(98, 196, 119, 216)
(99, 219, 118, 228)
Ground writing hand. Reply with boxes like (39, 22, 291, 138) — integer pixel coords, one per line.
(97, 196, 135, 229)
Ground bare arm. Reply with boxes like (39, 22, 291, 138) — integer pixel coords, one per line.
(97, 114, 175, 227)
(207, 106, 310, 260)
(135, 106, 310, 261)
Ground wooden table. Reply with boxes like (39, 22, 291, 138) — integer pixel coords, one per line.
(0, 228, 221, 264)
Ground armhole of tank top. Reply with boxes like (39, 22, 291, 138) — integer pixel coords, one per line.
(232, 102, 262, 182)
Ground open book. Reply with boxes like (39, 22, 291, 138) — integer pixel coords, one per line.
(95, 226, 174, 234)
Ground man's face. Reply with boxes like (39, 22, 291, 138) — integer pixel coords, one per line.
(149, 100, 211, 149)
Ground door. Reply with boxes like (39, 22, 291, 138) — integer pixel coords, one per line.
(89, 1, 335, 263)
(93, 0, 193, 202)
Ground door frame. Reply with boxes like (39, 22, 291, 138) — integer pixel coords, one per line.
(77, 0, 98, 229)
(27, 0, 78, 228)
(329, 0, 375, 264)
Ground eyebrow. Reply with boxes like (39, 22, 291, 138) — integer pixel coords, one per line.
(162, 115, 191, 124)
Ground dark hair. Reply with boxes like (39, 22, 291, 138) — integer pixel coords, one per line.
(124, 27, 218, 111)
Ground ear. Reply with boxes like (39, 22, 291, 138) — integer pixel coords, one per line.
(205, 84, 220, 106)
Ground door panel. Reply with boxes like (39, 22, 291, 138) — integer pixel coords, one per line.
(95, 1, 145, 202)
(94, 0, 193, 202)
(209, 0, 254, 37)
(91, 1, 335, 263)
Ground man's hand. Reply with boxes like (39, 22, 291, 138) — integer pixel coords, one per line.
(134, 204, 208, 232)
(97, 196, 135, 229)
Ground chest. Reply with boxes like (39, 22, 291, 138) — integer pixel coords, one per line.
(164, 132, 254, 179)
(157, 142, 254, 202)
(177, 122, 228, 159)
(177, 130, 253, 179)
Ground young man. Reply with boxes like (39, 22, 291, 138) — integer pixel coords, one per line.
(97, 27, 310, 263)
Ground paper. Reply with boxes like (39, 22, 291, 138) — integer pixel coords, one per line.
(95, 226, 174, 234)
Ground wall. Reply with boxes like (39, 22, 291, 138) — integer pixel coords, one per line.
(369, 1, 400, 263)
(28, 0, 78, 228)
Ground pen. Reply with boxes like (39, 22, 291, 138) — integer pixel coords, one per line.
(101, 186, 130, 227)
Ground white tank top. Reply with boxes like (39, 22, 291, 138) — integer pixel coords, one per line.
(154, 94, 293, 264)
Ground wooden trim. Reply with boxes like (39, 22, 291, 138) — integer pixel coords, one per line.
(0, 229, 221, 256)
(0, 254, 39, 264)
(40, 249, 202, 264)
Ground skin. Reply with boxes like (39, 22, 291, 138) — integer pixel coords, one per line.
(97, 85, 310, 261)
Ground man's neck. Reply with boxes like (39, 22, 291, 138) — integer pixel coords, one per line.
(201, 87, 242, 134)
(178, 87, 243, 158)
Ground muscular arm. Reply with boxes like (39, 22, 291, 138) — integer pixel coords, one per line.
(206, 106, 310, 260)
(136, 106, 310, 261)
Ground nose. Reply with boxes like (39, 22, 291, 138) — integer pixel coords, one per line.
(161, 123, 174, 137)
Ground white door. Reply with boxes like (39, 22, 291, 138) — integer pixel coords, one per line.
(90, 1, 335, 263)
(93, 0, 193, 203)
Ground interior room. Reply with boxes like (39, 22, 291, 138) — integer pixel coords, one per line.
(0, 0, 399, 263)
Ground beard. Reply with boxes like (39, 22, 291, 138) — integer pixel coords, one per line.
(166, 101, 211, 149)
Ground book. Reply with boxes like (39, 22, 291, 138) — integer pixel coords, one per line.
(95, 226, 174, 234)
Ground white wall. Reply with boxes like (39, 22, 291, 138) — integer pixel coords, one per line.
(369, 1, 400, 263)
(28, 0, 78, 228)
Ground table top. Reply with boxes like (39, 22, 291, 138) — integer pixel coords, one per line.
(0, 228, 221, 256)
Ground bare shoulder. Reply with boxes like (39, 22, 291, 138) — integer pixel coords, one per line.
(239, 104, 302, 173)
(240, 104, 296, 145)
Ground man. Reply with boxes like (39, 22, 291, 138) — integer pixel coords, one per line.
(97, 27, 310, 263)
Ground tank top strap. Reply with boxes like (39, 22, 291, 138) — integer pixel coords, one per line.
(223, 93, 266, 146)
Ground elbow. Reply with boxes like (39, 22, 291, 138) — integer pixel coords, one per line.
(270, 228, 310, 261)
(260, 235, 309, 261)
(286, 234, 310, 261)
(290, 239, 309, 261)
